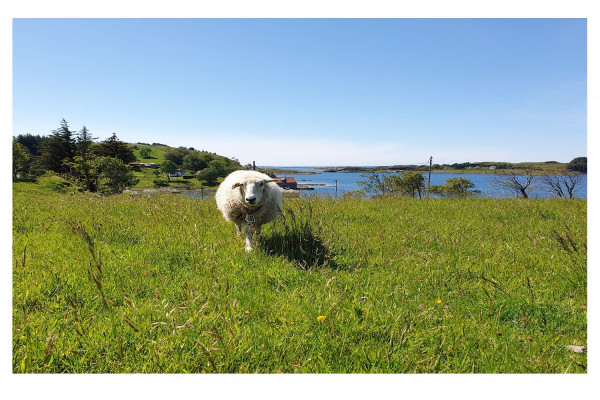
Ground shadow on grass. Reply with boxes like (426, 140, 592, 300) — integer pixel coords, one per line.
(260, 204, 343, 270)
(14, 177, 38, 183)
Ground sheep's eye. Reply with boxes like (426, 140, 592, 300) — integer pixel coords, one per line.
(259, 182, 264, 186)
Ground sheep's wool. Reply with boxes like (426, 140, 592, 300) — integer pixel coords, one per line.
(215, 170, 283, 251)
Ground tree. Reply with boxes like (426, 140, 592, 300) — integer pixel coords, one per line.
(430, 177, 478, 197)
(13, 141, 30, 180)
(38, 119, 76, 174)
(160, 160, 178, 175)
(358, 172, 425, 198)
(540, 174, 583, 199)
(196, 167, 221, 186)
(493, 168, 536, 198)
(383, 174, 402, 196)
(358, 173, 389, 196)
(94, 157, 139, 195)
(567, 157, 587, 173)
(14, 133, 44, 156)
(70, 126, 98, 190)
(208, 159, 227, 174)
(163, 148, 189, 167)
(200, 152, 215, 165)
(182, 152, 209, 173)
(75, 126, 96, 159)
(94, 133, 136, 164)
(395, 172, 426, 198)
(69, 155, 98, 192)
(195, 159, 235, 187)
(139, 147, 152, 159)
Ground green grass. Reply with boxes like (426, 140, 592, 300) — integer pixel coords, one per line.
(12, 179, 587, 373)
(130, 144, 164, 162)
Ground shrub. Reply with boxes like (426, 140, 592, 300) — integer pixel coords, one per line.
(430, 177, 478, 198)
(152, 178, 169, 188)
(196, 167, 221, 186)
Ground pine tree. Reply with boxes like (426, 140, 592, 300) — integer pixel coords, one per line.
(38, 119, 76, 174)
(70, 126, 99, 191)
(76, 126, 96, 159)
(14, 133, 44, 156)
(94, 132, 137, 164)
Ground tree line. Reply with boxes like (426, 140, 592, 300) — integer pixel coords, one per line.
(357, 172, 480, 198)
(13, 119, 242, 194)
(13, 119, 139, 194)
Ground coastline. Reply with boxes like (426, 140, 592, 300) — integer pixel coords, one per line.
(311, 167, 586, 176)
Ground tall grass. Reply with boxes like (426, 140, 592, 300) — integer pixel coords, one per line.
(12, 180, 586, 373)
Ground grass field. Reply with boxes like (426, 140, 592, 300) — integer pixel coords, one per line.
(12, 178, 587, 373)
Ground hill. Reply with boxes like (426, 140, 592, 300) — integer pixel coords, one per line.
(12, 129, 243, 192)
(127, 142, 243, 189)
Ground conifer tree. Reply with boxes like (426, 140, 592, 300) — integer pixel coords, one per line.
(14, 133, 44, 156)
(71, 126, 99, 191)
(94, 132, 136, 164)
(38, 119, 76, 174)
(76, 126, 96, 159)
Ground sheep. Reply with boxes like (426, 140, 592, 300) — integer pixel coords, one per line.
(215, 170, 283, 251)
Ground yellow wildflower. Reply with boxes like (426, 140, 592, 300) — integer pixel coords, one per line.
(317, 315, 326, 322)
(436, 299, 442, 304)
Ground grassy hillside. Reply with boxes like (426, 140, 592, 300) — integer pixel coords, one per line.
(12, 179, 586, 373)
(128, 143, 241, 189)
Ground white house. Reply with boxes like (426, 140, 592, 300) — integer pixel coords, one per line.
(168, 169, 187, 177)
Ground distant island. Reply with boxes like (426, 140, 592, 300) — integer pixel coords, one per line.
(304, 159, 586, 175)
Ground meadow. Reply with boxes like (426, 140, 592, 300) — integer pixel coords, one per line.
(12, 178, 587, 373)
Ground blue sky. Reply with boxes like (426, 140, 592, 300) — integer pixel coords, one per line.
(12, 18, 587, 166)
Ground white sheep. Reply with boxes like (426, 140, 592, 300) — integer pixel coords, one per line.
(215, 170, 283, 251)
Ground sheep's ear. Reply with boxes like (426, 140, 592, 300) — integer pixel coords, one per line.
(232, 182, 242, 189)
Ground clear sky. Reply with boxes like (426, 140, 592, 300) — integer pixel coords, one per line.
(12, 18, 587, 166)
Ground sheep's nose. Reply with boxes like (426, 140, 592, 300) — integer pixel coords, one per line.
(245, 196, 257, 204)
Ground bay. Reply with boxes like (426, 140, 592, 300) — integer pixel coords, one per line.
(265, 167, 587, 199)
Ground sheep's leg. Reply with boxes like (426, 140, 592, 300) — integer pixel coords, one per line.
(236, 224, 243, 237)
(255, 225, 262, 237)
(243, 223, 253, 252)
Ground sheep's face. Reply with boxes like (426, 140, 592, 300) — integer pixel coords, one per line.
(233, 179, 270, 208)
